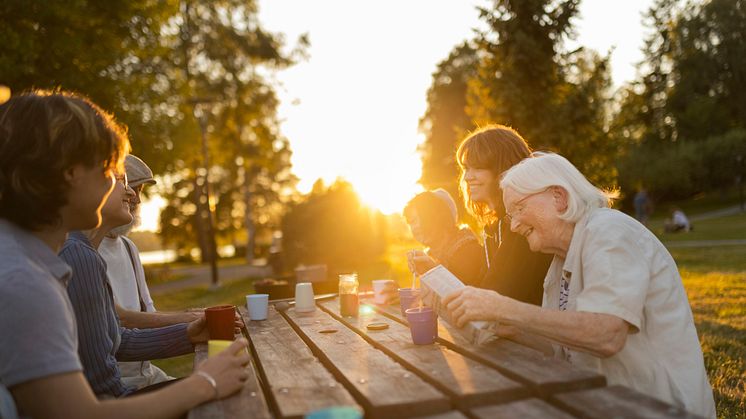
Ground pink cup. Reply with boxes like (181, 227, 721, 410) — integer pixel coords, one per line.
(398, 288, 420, 318)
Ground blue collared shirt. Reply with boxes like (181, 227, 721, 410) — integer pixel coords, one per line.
(0, 219, 82, 389)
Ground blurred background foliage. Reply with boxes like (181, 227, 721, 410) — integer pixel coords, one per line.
(418, 0, 746, 222)
(1, 0, 745, 263)
(280, 179, 388, 277)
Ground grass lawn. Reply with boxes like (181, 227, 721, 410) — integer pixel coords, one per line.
(676, 255, 745, 418)
(143, 257, 253, 286)
(150, 210, 745, 418)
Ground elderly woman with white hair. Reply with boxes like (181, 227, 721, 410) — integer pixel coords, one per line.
(442, 153, 715, 418)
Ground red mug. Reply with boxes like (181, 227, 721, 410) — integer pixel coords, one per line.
(205, 305, 236, 340)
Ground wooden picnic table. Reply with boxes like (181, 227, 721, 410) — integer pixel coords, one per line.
(188, 295, 703, 419)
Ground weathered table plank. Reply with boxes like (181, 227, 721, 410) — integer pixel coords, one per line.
(319, 299, 529, 408)
(471, 398, 576, 418)
(368, 300, 606, 397)
(242, 306, 361, 419)
(550, 385, 705, 419)
(282, 306, 451, 418)
(188, 338, 273, 419)
(416, 411, 469, 419)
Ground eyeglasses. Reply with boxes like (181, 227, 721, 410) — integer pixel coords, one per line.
(504, 188, 549, 222)
(114, 173, 128, 188)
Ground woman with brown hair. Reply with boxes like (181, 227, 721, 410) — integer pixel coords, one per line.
(408, 124, 551, 304)
(455, 124, 552, 305)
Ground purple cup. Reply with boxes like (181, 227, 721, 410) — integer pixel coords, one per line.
(405, 307, 438, 345)
(398, 288, 421, 318)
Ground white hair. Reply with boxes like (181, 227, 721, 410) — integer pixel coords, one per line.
(500, 152, 618, 223)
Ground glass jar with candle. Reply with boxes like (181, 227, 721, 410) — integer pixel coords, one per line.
(338, 273, 359, 317)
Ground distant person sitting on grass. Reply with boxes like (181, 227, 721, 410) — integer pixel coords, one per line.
(0, 90, 249, 418)
(664, 206, 692, 233)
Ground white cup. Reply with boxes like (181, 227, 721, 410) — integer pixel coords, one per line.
(246, 294, 269, 320)
(295, 282, 315, 312)
(372, 279, 395, 305)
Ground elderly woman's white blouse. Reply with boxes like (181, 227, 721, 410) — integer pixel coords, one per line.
(542, 208, 716, 418)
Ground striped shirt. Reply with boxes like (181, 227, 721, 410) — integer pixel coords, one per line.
(60, 232, 193, 398)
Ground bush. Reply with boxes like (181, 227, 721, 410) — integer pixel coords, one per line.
(280, 180, 387, 276)
(619, 129, 746, 201)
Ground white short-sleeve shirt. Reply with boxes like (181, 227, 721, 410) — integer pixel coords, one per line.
(98, 236, 155, 312)
(542, 208, 715, 418)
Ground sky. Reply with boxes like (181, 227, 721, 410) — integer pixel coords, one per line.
(138, 0, 653, 230)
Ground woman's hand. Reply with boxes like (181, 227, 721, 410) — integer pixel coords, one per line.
(194, 338, 251, 399)
(442, 286, 508, 327)
(407, 250, 438, 275)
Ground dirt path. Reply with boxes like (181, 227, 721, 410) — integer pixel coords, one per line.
(150, 262, 272, 295)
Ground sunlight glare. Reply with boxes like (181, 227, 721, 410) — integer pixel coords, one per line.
(134, 195, 166, 232)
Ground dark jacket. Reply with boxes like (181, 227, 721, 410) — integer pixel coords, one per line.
(429, 228, 485, 287)
(478, 220, 552, 306)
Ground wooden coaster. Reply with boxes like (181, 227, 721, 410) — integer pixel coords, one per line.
(366, 322, 389, 331)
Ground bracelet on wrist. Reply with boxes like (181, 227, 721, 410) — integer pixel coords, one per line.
(195, 371, 219, 400)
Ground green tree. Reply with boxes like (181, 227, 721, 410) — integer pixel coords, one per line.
(613, 0, 746, 201)
(555, 48, 616, 186)
(421, 0, 616, 190)
(668, 0, 746, 142)
(467, 0, 579, 138)
(135, 0, 306, 261)
(0, 0, 305, 260)
(0, 0, 170, 121)
(418, 42, 479, 221)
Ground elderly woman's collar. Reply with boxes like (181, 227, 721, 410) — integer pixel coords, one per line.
(560, 210, 593, 276)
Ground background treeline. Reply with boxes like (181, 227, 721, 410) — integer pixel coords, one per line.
(419, 0, 746, 219)
(1, 0, 307, 263)
(2, 0, 744, 269)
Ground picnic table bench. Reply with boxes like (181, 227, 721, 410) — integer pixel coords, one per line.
(189, 295, 703, 419)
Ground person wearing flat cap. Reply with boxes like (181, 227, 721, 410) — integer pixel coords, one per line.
(98, 155, 202, 390)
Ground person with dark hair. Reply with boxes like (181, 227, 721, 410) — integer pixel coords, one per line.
(403, 189, 484, 285)
(0, 90, 249, 418)
(455, 125, 552, 305)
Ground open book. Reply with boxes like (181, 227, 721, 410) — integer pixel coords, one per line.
(420, 265, 497, 346)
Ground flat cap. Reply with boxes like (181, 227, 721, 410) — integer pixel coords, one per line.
(125, 154, 156, 187)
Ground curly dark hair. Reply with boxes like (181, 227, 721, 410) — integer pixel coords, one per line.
(0, 90, 130, 231)
(456, 124, 532, 225)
